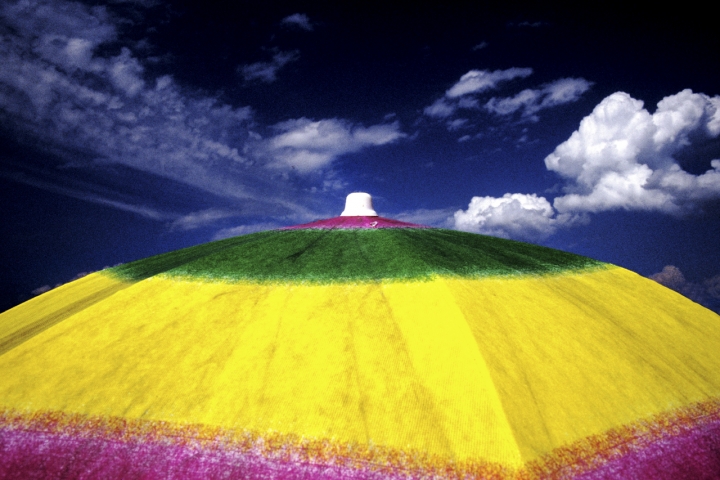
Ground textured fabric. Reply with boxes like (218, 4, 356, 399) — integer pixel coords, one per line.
(107, 221, 603, 283)
(1, 219, 720, 479)
(282, 215, 426, 230)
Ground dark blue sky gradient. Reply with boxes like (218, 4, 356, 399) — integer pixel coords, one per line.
(1, 0, 719, 312)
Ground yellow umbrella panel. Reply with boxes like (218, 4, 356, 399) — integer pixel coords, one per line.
(1, 216, 719, 479)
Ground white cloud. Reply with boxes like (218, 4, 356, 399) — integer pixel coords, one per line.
(31, 285, 52, 296)
(1, 0, 399, 222)
(542, 78, 593, 107)
(485, 89, 540, 116)
(650, 265, 720, 312)
(423, 68, 533, 120)
(424, 70, 589, 130)
(424, 98, 456, 118)
(31, 270, 91, 297)
(109, 47, 145, 96)
(212, 223, 282, 240)
(0, 35, 263, 202)
(454, 193, 583, 240)
(485, 78, 592, 117)
(515, 21, 547, 28)
(546, 90, 720, 214)
(650, 265, 690, 292)
(453, 89, 720, 242)
(394, 208, 457, 228)
(171, 209, 238, 231)
(91, 197, 169, 220)
(240, 50, 299, 83)
(0, 170, 171, 220)
(63, 38, 95, 68)
(263, 118, 405, 172)
(457, 97, 479, 109)
(2, 0, 116, 47)
(472, 42, 488, 51)
(281, 13, 313, 31)
(446, 68, 533, 98)
(446, 118, 468, 131)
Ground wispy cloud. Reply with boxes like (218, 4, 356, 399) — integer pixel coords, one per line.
(31, 270, 92, 297)
(0, 0, 261, 202)
(0, 170, 171, 221)
(424, 69, 591, 131)
(446, 119, 468, 131)
(170, 209, 239, 231)
(446, 68, 533, 99)
(393, 208, 456, 228)
(212, 223, 283, 240)
(239, 50, 300, 83)
(454, 89, 720, 240)
(485, 78, 592, 118)
(0, 0, 404, 224)
(424, 68, 533, 119)
(424, 98, 457, 118)
(261, 118, 405, 173)
(516, 21, 547, 28)
(281, 13, 313, 31)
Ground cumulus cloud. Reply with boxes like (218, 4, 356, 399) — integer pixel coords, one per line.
(650, 265, 720, 312)
(423, 68, 533, 119)
(239, 50, 300, 83)
(485, 78, 592, 118)
(281, 13, 313, 31)
(546, 90, 720, 214)
(262, 118, 405, 172)
(454, 89, 720, 241)
(650, 265, 692, 292)
(454, 193, 584, 240)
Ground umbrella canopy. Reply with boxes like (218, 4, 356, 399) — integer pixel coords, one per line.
(1, 194, 720, 479)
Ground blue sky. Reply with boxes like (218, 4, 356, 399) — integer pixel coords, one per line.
(1, 0, 719, 312)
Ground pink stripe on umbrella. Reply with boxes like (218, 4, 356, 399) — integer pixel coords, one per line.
(282, 216, 428, 230)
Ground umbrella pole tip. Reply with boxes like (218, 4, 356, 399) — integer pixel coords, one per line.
(341, 192, 378, 216)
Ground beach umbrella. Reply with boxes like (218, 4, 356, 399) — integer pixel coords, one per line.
(1, 192, 719, 479)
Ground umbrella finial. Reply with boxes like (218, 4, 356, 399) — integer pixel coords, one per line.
(341, 192, 378, 216)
